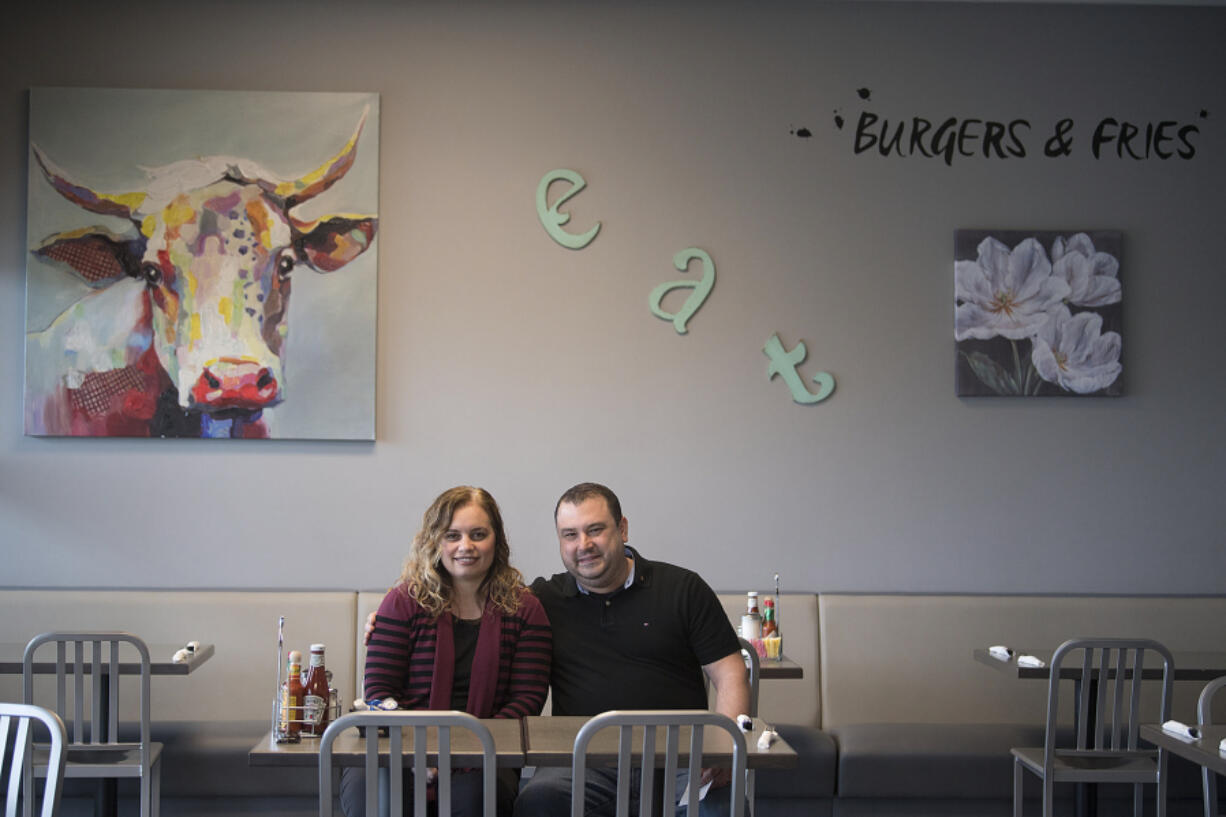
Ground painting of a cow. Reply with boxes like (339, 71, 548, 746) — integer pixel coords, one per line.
(24, 89, 379, 439)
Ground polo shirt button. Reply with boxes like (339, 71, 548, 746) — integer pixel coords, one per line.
(605, 600, 611, 606)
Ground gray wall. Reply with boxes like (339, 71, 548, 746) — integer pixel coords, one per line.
(1, 1, 1223, 594)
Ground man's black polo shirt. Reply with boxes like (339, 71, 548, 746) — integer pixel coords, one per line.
(530, 546, 740, 716)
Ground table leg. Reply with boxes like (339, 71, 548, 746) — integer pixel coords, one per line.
(1072, 678, 1099, 817)
(96, 672, 117, 817)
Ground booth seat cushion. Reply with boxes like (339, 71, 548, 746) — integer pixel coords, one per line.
(833, 723, 1047, 799)
(754, 723, 838, 798)
(155, 720, 316, 797)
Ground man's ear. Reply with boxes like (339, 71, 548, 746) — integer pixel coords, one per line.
(619, 515, 629, 543)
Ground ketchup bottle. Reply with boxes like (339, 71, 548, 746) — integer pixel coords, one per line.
(302, 643, 330, 736)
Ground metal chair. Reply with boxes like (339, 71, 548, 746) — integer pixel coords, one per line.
(1010, 637, 1175, 817)
(1197, 675, 1226, 817)
(1, 703, 67, 817)
(571, 710, 747, 817)
(22, 632, 162, 817)
(318, 710, 498, 817)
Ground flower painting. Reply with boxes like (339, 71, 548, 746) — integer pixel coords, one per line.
(955, 230, 1122, 397)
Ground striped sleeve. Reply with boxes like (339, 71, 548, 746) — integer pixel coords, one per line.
(492, 591, 552, 719)
(363, 586, 436, 707)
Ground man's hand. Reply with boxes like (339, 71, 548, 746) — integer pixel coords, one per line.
(700, 766, 732, 788)
(363, 610, 377, 645)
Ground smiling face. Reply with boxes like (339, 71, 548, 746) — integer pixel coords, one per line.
(556, 496, 630, 594)
(439, 501, 497, 585)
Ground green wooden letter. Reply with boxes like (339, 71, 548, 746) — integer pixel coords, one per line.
(763, 333, 836, 404)
(536, 169, 600, 250)
(649, 248, 716, 335)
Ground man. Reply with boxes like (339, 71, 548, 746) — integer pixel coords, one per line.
(513, 482, 750, 817)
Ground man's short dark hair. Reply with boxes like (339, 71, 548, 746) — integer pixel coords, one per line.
(555, 482, 622, 525)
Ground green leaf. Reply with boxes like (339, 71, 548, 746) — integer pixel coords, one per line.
(963, 351, 1018, 395)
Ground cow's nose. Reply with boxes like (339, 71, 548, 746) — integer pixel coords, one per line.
(190, 359, 280, 410)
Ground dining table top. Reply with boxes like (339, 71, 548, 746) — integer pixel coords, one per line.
(974, 647, 1226, 681)
(249, 715, 796, 770)
(249, 717, 528, 768)
(756, 655, 803, 680)
(1139, 723, 1226, 777)
(521, 715, 796, 769)
(0, 641, 215, 675)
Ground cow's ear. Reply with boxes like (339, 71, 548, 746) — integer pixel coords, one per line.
(32, 226, 143, 287)
(294, 215, 378, 273)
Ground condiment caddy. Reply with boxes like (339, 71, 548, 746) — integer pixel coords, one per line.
(739, 574, 784, 661)
(271, 616, 341, 744)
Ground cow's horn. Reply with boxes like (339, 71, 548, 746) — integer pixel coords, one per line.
(31, 144, 147, 219)
(273, 107, 370, 207)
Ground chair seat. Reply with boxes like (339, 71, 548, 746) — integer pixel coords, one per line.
(33, 741, 163, 778)
(1011, 746, 1159, 784)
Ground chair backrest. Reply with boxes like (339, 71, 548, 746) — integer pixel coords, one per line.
(318, 710, 498, 817)
(1196, 676, 1226, 817)
(1043, 637, 1174, 764)
(0, 702, 67, 817)
(571, 710, 747, 817)
(22, 632, 152, 754)
(737, 638, 761, 719)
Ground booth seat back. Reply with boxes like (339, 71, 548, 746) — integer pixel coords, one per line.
(718, 592, 820, 728)
(0, 589, 358, 724)
(819, 593, 1226, 729)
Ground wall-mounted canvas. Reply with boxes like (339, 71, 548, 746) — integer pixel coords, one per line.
(955, 229, 1122, 397)
(24, 88, 379, 439)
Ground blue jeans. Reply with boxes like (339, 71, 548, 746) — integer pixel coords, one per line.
(340, 765, 519, 817)
(513, 766, 740, 817)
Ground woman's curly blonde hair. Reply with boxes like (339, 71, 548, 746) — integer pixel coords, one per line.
(398, 486, 525, 617)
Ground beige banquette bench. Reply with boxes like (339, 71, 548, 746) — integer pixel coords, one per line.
(2, 589, 1223, 817)
(815, 594, 1226, 817)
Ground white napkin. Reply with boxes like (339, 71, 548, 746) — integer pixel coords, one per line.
(677, 779, 712, 806)
(171, 648, 189, 663)
(1017, 654, 1046, 668)
(1218, 738, 1226, 754)
(757, 729, 778, 750)
(989, 645, 1014, 661)
(1162, 720, 1199, 740)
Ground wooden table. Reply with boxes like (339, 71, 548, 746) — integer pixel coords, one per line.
(522, 715, 796, 769)
(1, 641, 215, 675)
(1140, 723, 1226, 777)
(249, 719, 526, 768)
(757, 656, 803, 680)
(974, 648, 1226, 681)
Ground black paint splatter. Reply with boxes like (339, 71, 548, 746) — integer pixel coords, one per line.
(791, 127, 812, 138)
(1200, 110, 1209, 119)
(857, 87, 871, 101)
(834, 111, 844, 130)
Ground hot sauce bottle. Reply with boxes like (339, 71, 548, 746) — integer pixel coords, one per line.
(302, 643, 330, 737)
(280, 649, 305, 736)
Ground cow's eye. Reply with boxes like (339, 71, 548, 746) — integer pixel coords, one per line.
(140, 263, 163, 287)
(276, 252, 296, 278)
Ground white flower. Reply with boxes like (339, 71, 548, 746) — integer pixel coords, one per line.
(955, 237, 1071, 341)
(1051, 233, 1121, 307)
(1031, 306, 1121, 394)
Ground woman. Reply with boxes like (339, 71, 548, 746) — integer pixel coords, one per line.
(343, 486, 552, 817)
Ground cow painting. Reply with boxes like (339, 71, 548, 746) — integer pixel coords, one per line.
(24, 104, 378, 439)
